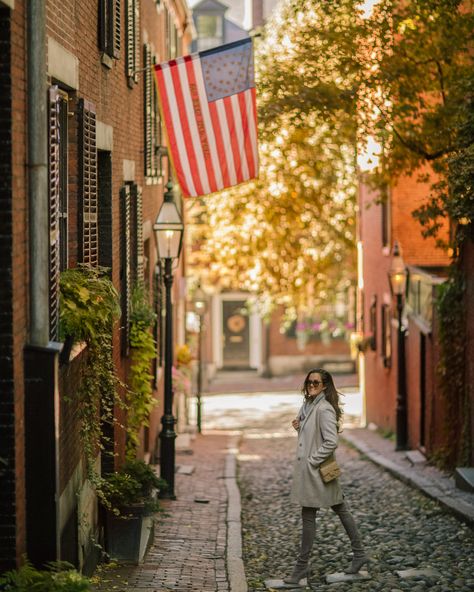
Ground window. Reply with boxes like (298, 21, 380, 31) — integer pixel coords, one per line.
(369, 295, 377, 351)
(126, 0, 140, 85)
(48, 86, 69, 340)
(196, 14, 223, 51)
(381, 304, 391, 367)
(381, 186, 391, 249)
(144, 44, 164, 180)
(98, 151, 113, 269)
(99, 0, 121, 60)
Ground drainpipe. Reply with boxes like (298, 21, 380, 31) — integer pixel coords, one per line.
(27, 0, 49, 346)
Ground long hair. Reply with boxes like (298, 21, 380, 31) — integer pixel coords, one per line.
(301, 368, 344, 432)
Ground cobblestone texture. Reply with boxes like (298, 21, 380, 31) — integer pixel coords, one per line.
(238, 424, 474, 592)
(92, 434, 230, 592)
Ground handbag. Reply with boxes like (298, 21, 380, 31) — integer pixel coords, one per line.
(319, 456, 341, 483)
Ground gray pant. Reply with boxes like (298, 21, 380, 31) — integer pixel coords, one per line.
(296, 503, 365, 567)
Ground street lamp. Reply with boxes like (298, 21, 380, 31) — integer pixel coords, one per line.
(154, 181, 184, 499)
(388, 240, 408, 451)
(193, 285, 208, 433)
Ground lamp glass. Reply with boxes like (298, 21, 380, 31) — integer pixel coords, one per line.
(388, 254, 407, 296)
(154, 201, 184, 259)
(193, 286, 208, 315)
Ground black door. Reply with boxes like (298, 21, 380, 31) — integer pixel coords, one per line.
(222, 300, 250, 368)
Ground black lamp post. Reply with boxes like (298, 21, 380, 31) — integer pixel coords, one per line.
(153, 181, 184, 499)
(388, 241, 408, 451)
(193, 285, 208, 434)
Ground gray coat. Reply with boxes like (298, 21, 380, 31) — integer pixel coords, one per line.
(290, 396, 343, 508)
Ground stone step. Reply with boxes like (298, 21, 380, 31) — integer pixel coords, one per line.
(454, 467, 474, 493)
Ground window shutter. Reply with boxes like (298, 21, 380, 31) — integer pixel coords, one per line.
(113, 0, 121, 58)
(78, 99, 98, 267)
(126, 0, 139, 84)
(133, 184, 144, 281)
(120, 185, 132, 355)
(48, 86, 61, 341)
(144, 44, 153, 177)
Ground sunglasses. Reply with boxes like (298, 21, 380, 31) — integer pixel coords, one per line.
(307, 379, 322, 387)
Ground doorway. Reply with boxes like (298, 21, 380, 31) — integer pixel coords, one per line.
(222, 300, 250, 369)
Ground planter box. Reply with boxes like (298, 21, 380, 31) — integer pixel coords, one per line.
(105, 504, 154, 563)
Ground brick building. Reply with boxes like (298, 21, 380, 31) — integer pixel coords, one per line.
(357, 167, 454, 456)
(0, 0, 191, 572)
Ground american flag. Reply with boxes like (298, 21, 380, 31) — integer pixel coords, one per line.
(154, 38, 258, 198)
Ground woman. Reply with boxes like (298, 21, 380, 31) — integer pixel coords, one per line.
(284, 368, 368, 586)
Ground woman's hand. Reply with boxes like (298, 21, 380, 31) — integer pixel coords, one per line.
(292, 418, 300, 431)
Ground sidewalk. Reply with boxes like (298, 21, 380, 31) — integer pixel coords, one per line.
(342, 427, 474, 528)
(93, 432, 246, 592)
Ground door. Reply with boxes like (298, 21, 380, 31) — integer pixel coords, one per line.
(222, 300, 250, 368)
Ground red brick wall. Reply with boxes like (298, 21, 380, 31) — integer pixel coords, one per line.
(3, 0, 190, 568)
(359, 181, 397, 430)
(359, 168, 450, 438)
(11, 0, 28, 565)
(463, 237, 474, 464)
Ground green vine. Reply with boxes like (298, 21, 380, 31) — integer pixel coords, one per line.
(59, 265, 123, 495)
(126, 283, 158, 460)
(435, 265, 471, 469)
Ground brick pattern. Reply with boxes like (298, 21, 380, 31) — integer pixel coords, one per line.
(93, 434, 230, 592)
(0, 6, 16, 571)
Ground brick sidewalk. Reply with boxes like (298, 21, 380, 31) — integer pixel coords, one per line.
(93, 433, 232, 592)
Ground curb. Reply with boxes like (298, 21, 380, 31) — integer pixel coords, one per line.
(342, 432, 474, 528)
(225, 434, 248, 592)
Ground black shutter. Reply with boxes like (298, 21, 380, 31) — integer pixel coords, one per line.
(144, 43, 153, 177)
(132, 184, 144, 281)
(48, 86, 61, 341)
(99, 0, 121, 58)
(120, 185, 132, 356)
(78, 99, 98, 267)
(126, 0, 139, 84)
(113, 0, 121, 58)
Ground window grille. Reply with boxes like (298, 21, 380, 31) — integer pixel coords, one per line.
(48, 86, 61, 341)
(79, 99, 98, 267)
(126, 0, 140, 84)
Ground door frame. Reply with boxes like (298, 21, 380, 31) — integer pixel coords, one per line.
(212, 292, 262, 370)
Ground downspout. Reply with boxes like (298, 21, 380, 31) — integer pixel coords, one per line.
(27, 0, 49, 346)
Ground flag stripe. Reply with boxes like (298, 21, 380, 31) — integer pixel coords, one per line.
(238, 91, 255, 179)
(223, 98, 241, 183)
(160, 64, 197, 196)
(169, 61, 204, 196)
(231, 93, 250, 181)
(184, 57, 220, 192)
(155, 66, 193, 197)
(208, 101, 232, 189)
(247, 87, 259, 176)
(176, 59, 211, 195)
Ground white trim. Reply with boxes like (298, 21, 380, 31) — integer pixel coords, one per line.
(96, 121, 113, 151)
(47, 37, 79, 90)
(0, 0, 15, 9)
(213, 292, 262, 370)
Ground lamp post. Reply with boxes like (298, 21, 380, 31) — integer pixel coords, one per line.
(153, 181, 184, 499)
(193, 285, 208, 433)
(388, 241, 408, 451)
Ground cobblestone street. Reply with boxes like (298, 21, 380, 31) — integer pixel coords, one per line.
(238, 416, 474, 592)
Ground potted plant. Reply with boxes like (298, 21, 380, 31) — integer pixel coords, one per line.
(101, 459, 166, 564)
